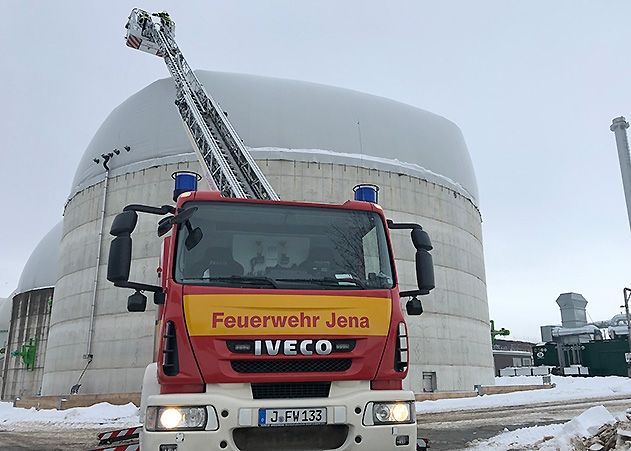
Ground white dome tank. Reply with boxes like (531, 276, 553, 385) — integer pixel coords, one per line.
(42, 72, 493, 395)
(15, 222, 62, 296)
(3, 222, 60, 400)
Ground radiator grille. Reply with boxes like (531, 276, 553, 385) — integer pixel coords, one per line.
(231, 359, 351, 374)
(251, 382, 331, 399)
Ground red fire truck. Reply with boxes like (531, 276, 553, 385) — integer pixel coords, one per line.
(108, 188, 434, 451)
(105, 9, 435, 450)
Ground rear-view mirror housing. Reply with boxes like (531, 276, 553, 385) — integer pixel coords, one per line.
(411, 228, 432, 251)
(127, 291, 147, 312)
(110, 210, 138, 236)
(107, 236, 132, 283)
(406, 297, 423, 315)
(415, 249, 435, 294)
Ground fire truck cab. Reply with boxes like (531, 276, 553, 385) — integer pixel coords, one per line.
(107, 186, 434, 451)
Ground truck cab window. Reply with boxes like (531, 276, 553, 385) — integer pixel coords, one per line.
(174, 202, 394, 289)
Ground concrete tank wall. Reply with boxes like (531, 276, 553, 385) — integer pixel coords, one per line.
(264, 159, 494, 391)
(1, 288, 53, 400)
(0, 297, 10, 391)
(42, 154, 493, 395)
(42, 162, 198, 395)
(0, 298, 9, 354)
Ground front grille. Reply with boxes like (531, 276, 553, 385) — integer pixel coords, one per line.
(231, 359, 351, 374)
(233, 425, 348, 451)
(252, 382, 331, 399)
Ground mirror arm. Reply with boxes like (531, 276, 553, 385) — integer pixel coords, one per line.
(400, 289, 423, 298)
(124, 204, 176, 216)
(114, 281, 163, 293)
(387, 220, 423, 231)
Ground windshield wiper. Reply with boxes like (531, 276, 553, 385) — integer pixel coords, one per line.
(180, 275, 278, 288)
(276, 277, 366, 289)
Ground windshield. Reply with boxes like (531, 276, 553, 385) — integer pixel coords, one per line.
(174, 202, 394, 289)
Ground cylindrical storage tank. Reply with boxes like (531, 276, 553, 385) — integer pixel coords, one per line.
(0, 297, 10, 386)
(1, 222, 60, 400)
(42, 71, 493, 395)
(0, 298, 9, 353)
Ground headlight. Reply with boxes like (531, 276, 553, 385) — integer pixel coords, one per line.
(145, 406, 207, 431)
(372, 402, 413, 424)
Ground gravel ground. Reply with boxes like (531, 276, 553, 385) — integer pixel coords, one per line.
(0, 427, 111, 450)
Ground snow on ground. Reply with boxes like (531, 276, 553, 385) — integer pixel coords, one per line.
(417, 375, 631, 414)
(0, 402, 140, 430)
(465, 405, 617, 450)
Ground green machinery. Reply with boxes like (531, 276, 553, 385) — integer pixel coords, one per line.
(532, 342, 559, 367)
(533, 339, 628, 377)
(490, 319, 510, 344)
(10, 337, 37, 371)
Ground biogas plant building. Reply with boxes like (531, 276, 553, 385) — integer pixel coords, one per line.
(0, 72, 493, 399)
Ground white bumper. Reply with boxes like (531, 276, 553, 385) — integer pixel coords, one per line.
(141, 381, 417, 451)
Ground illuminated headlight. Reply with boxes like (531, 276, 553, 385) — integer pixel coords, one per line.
(372, 402, 413, 424)
(145, 406, 207, 431)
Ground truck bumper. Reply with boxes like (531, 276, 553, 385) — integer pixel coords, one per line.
(141, 381, 417, 450)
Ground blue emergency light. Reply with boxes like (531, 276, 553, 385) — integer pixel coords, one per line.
(172, 171, 201, 201)
(353, 184, 379, 204)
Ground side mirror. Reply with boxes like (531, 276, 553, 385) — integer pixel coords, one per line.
(185, 226, 203, 250)
(154, 291, 166, 305)
(158, 216, 173, 237)
(415, 249, 435, 294)
(128, 291, 147, 312)
(387, 220, 435, 296)
(406, 297, 423, 315)
(110, 210, 138, 236)
(107, 236, 132, 283)
(411, 228, 432, 251)
(108, 204, 165, 302)
(108, 210, 137, 284)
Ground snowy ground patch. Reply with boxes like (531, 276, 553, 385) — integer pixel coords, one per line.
(465, 405, 617, 450)
(0, 402, 140, 430)
(417, 375, 631, 414)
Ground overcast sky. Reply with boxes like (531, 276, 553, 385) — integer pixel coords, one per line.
(2, 1, 631, 341)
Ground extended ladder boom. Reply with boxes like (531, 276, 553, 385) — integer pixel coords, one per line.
(125, 8, 279, 200)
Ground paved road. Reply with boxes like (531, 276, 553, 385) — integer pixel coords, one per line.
(417, 395, 631, 451)
(0, 427, 107, 450)
(1, 395, 629, 450)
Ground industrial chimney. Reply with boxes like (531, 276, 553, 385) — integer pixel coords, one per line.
(610, 116, 631, 230)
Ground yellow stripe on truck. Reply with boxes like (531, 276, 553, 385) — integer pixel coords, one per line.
(183, 294, 392, 336)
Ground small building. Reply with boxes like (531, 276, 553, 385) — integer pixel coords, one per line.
(492, 339, 535, 376)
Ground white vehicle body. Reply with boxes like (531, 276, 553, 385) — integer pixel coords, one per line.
(141, 381, 417, 451)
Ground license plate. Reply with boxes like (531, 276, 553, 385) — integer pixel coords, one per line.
(258, 407, 326, 427)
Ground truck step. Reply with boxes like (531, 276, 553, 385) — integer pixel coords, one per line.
(97, 426, 142, 444)
(89, 426, 142, 451)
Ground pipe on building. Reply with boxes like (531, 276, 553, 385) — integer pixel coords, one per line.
(590, 314, 628, 329)
(84, 171, 109, 359)
(624, 288, 631, 378)
(551, 325, 602, 338)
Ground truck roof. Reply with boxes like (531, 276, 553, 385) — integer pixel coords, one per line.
(177, 190, 384, 214)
